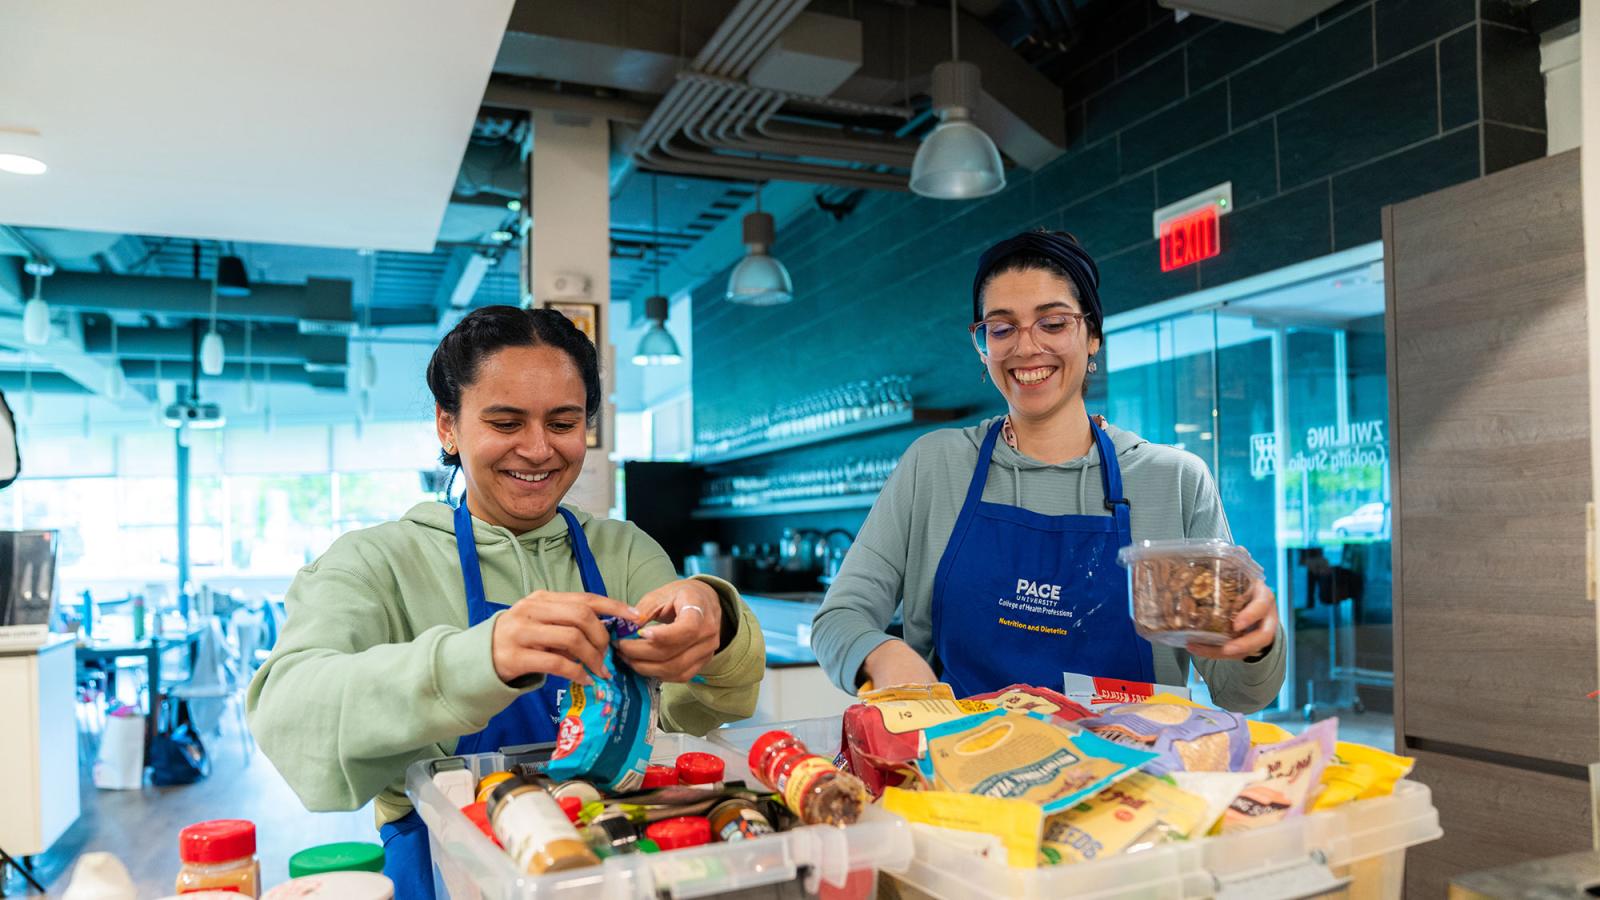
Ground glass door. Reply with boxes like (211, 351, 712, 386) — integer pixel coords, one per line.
(1095, 255, 1392, 736)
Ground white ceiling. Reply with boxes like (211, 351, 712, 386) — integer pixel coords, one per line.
(0, 0, 513, 252)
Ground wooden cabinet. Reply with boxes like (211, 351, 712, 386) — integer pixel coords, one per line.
(1385, 149, 1597, 895)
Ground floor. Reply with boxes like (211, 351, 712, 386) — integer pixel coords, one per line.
(8, 713, 373, 898)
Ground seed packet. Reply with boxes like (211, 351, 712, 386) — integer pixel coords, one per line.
(1041, 772, 1210, 864)
(840, 684, 995, 797)
(1168, 771, 1257, 836)
(966, 684, 1094, 723)
(881, 787, 1044, 868)
(1221, 719, 1337, 833)
(917, 709, 1156, 814)
(1310, 742, 1414, 812)
(1081, 702, 1251, 775)
(546, 616, 658, 793)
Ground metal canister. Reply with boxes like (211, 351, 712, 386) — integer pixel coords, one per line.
(707, 798, 775, 842)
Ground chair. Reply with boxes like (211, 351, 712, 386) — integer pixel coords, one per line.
(169, 617, 254, 764)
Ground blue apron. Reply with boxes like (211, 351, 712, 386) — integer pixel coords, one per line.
(931, 417, 1154, 697)
(380, 500, 607, 899)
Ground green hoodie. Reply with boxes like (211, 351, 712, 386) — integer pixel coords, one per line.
(247, 501, 765, 827)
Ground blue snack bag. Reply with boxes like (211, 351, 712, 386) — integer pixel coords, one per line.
(546, 615, 659, 792)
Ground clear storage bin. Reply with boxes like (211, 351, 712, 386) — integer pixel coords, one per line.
(1119, 539, 1265, 647)
(406, 721, 912, 899)
(715, 717, 1440, 900)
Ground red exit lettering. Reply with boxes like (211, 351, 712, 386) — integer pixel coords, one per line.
(1158, 206, 1221, 272)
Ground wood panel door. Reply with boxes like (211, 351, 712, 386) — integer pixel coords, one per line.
(1385, 149, 1595, 895)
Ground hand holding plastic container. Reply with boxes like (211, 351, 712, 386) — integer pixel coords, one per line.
(1119, 539, 1264, 647)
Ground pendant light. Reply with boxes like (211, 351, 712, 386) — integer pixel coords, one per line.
(195, 242, 224, 376)
(22, 267, 50, 346)
(634, 175, 684, 365)
(909, 0, 1006, 199)
(725, 185, 793, 306)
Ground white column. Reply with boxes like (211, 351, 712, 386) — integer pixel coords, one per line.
(528, 111, 614, 516)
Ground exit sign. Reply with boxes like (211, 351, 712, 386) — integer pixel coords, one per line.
(1159, 205, 1221, 272)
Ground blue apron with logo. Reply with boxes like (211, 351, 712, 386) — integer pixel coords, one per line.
(930, 417, 1154, 697)
(380, 499, 605, 899)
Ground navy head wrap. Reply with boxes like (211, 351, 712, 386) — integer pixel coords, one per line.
(972, 230, 1102, 335)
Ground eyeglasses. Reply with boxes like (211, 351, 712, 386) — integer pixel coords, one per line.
(969, 312, 1089, 359)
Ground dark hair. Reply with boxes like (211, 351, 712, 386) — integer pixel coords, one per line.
(974, 229, 1102, 342)
(426, 305, 601, 468)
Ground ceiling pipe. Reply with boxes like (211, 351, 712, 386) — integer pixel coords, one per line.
(482, 77, 656, 124)
(39, 272, 354, 327)
(82, 321, 328, 364)
(0, 371, 92, 395)
(119, 359, 327, 386)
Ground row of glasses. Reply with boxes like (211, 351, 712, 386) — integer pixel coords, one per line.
(699, 454, 902, 509)
(694, 375, 913, 458)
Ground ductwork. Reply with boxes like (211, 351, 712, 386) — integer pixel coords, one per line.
(83, 322, 324, 364)
(119, 359, 327, 386)
(0, 372, 94, 395)
(38, 272, 354, 330)
(494, 0, 1067, 190)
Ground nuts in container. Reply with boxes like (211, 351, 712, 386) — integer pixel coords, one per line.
(1118, 539, 1263, 647)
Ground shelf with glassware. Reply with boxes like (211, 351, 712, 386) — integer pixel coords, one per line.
(688, 455, 899, 520)
(693, 375, 958, 464)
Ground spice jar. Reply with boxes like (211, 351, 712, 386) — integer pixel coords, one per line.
(748, 732, 868, 826)
(175, 819, 261, 897)
(487, 776, 600, 875)
(675, 752, 725, 787)
(707, 797, 774, 842)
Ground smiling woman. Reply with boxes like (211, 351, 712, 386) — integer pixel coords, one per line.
(810, 229, 1287, 713)
(247, 306, 765, 900)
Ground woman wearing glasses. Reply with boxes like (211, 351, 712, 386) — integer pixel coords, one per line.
(811, 230, 1284, 711)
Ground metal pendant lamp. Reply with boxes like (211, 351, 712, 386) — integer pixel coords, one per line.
(725, 186, 793, 306)
(634, 176, 684, 365)
(909, 0, 1006, 199)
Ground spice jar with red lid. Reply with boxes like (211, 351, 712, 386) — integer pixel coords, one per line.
(175, 819, 261, 897)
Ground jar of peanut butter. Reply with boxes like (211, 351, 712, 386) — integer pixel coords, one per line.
(486, 777, 600, 875)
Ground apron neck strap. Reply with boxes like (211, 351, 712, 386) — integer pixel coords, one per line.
(453, 498, 608, 612)
(1090, 417, 1131, 536)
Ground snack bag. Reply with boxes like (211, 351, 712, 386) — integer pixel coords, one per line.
(1168, 771, 1257, 835)
(917, 709, 1155, 813)
(840, 684, 995, 796)
(546, 616, 658, 792)
(1062, 672, 1190, 709)
(1041, 772, 1210, 863)
(881, 787, 1044, 868)
(1137, 692, 1294, 746)
(1221, 718, 1336, 832)
(1310, 742, 1414, 812)
(966, 684, 1094, 723)
(1081, 702, 1250, 775)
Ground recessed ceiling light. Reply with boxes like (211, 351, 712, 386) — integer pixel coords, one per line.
(0, 154, 47, 176)
(489, 230, 514, 243)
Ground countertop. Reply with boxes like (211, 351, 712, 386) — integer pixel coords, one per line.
(743, 593, 823, 668)
(0, 632, 76, 658)
(1451, 851, 1600, 898)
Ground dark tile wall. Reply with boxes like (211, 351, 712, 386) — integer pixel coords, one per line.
(685, 0, 1548, 541)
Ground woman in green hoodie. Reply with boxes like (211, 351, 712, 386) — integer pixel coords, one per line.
(248, 306, 764, 898)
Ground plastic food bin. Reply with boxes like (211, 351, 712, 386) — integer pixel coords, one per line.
(406, 717, 912, 899)
(718, 716, 1440, 900)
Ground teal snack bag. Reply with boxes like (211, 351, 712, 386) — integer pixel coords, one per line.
(546, 616, 659, 792)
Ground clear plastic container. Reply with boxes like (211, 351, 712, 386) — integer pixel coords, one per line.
(1118, 539, 1265, 647)
(406, 720, 912, 899)
(715, 717, 1441, 900)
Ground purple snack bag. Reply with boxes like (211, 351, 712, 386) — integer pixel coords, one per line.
(1081, 702, 1251, 775)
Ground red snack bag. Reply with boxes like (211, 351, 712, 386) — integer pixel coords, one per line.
(963, 684, 1094, 723)
(838, 684, 995, 797)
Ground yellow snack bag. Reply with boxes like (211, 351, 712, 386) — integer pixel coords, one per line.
(1330, 742, 1414, 802)
(1310, 763, 1377, 812)
(881, 787, 1044, 868)
(1041, 773, 1209, 863)
(1139, 692, 1293, 746)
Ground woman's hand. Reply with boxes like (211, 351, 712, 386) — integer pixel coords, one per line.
(861, 639, 937, 690)
(617, 579, 723, 682)
(492, 591, 638, 686)
(1187, 580, 1279, 662)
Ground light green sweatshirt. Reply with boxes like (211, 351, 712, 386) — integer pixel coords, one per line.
(247, 502, 765, 827)
(811, 418, 1285, 713)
